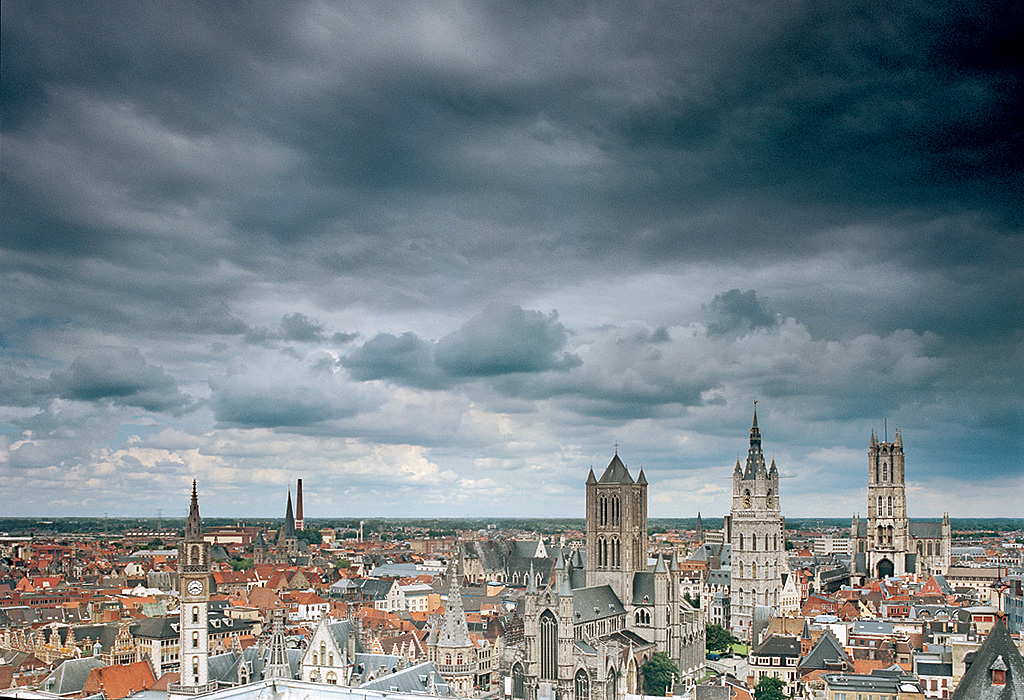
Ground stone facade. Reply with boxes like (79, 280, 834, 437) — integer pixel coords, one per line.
(507, 453, 704, 700)
(726, 407, 786, 644)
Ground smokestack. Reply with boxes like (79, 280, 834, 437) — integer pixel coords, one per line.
(295, 479, 304, 531)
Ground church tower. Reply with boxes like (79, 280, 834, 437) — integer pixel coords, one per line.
(864, 429, 910, 579)
(585, 451, 648, 605)
(728, 405, 785, 644)
(169, 482, 216, 698)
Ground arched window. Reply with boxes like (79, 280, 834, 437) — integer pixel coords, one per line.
(575, 668, 591, 700)
(512, 663, 525, 699)
(743, 489, 752, 508)
(887, 496, 893, 517)
(192, 657, 200, 683)
(192, 631, 199, 648)
(752, 535, 757, 551)
(607, 668, 617, 700)
(191, 545, 200, 564)
(313, 652, 318, 665)
(752, 561, 757, 578)
(611, 495, 620, 526)
(457, 653, 463, 666)
(882, 462, 888, 481)
(321, 641, 326, 660)
(877, 496, 883, 514)
(329, 653, 334, 666)
(192, 606, 199, 624)
(600, 496, 607, 526)
(445, 653, 452, 666)
(774, 535, 778, 551)
(326, 671, 337, 685)
(540, 610, 558, 680)
(917, 541, 924, 555)
(739, 562, 744, 578)
(739, 534, 744, 550)
(927, 542, 934, 556)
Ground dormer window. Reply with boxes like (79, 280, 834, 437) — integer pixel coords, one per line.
(991, 655, 1007, 686)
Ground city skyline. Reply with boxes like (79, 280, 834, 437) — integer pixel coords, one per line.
(2, 1, 1021, 518)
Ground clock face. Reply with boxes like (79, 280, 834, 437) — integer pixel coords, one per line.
(187, 579, 203, 596)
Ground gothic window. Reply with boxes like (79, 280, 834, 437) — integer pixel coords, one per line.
(877, 526, 884, 546)
(882, 463, 888, 481)
(611, 495, 620, 526)
(877, 496, 883, 514)
(739, 562, 744, 578)
(766, 489, 773, 508)
(193, 656, 200, 683)
(608, 669, 617, 700)
(575, 668, 591, 700)
(329, 653, 334, 666)
(512, 663, 525, 699)
(457, 653, 464, 665)
(192, 606, 199, 624)
(752, 561, 757, 578)
(192, 631, 199, 648)
(739, 534, 744, 551)
(917, 541, 924, 555)
(743, 489, 752, 508)
(634, 608, 651, 626)
(191, 545, 200, 564)
(321, 642, 326, 660)
(774, 535, 778, 551)
(540, 610, 558, 680)
(752, 535, 757, 551)
(446, 653, 452, 666)
(326, 671, 337, 685)
(927, 542, 934, 556)
(600, 496, 608, 527)
(313, 653, 318, 665)
(887, 496, 893, 517)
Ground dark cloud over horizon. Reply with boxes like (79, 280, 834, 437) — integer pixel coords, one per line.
(0, 0, 1020, 517)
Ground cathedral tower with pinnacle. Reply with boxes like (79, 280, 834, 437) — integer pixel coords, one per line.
(727, 405, 785, 644)
(851, 429, 950, 581)
(169, 482, 216, 698)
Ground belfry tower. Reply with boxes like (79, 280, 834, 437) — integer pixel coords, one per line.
(728, 404, 785, 644)
(169, 482, 216, 698)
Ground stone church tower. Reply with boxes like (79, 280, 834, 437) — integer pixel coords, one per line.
(851, 430, 951, 581)
(585, 451, 648, 602)
(728, 406, 785, 644)
(169, 482, 216, 698)
(427, 559, 478, 696)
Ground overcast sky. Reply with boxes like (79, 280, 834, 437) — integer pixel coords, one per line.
(2, 1, 1021, 520)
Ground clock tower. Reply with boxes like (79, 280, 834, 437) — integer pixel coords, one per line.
(169, 481, 216, 698)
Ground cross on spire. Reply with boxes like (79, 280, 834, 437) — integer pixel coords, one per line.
(613, 440, 619, 454)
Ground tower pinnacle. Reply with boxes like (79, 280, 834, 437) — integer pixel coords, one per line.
(185, 480, 202, 542)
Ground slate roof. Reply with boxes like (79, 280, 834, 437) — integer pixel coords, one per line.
(357, 661, 452, 696)
(909, 522, 945, 538)
(632, 572, 655, 606)
(799, 630, 853, 671)
(598, 453, 634, 484)
(951, 619, 1024, 700)
(572, 585, 626, 623)
(917, 662, 953, 677)
(41, 656, 106, 695)
(752, 634, 801, 658)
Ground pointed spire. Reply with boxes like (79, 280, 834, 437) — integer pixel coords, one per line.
(185, 480, 202, 542)
(525, 562, 538, 594)
(893, 428, 902, 447)
(696, 512, 704, 545)
(559, 570, 573, 597)
(870, 429, 878, 447)
(637, 468, 647, 486)
(654, 554, 668, 573)
(769, 458, 778, 477)
(586, 468, 597, 485)
(669, 549, 680, 572)
(436, 557, 472, 648)
(742, 402, 767, 480)
(283, 489, 295, 538)
(599, 452, 634, 484)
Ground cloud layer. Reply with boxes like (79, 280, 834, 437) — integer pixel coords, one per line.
(1, 0, 1020, 517)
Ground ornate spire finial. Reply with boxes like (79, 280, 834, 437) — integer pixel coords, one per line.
(613, 440, 619, 454)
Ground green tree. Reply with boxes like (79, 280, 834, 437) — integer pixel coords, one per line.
(754, 676, 786, 700)
(784, 539, 794, 551)
(230, 557, 254, 571)
(683, 591, 700, 608)
(641, 652, 679, 696)
(705, 624, 739, 652)
(334, 557, 351, 569)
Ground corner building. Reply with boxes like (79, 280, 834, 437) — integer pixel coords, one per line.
(725, 407, 785, 644)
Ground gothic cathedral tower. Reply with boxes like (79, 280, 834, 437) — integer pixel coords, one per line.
(861, 430, 910, 579)
(585, 451, 648, 604)
(169, 481, 216, 698)
(728, 405, 785, 644)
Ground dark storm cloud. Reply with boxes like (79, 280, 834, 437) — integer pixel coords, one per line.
(704, 289, 777, 336)
(435, 303, 580, 376)
(280, 313, 324, 343)
(340, 304, 579, 389)
(49, 347, 192, 413)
